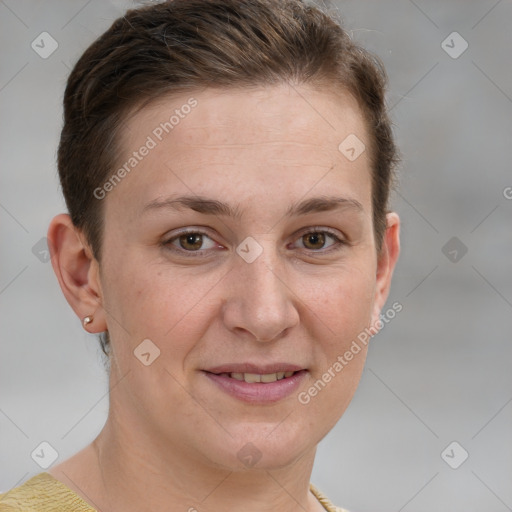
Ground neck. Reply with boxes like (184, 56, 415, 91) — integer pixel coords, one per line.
(87, 405, 322, 512)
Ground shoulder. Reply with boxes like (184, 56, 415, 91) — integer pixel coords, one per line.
(0, 473, 95, 512)
(310, 482, 351, 512)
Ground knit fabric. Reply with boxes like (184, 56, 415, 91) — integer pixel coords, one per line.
(0, 473, 349, 512)
(0, 473, 95, 511)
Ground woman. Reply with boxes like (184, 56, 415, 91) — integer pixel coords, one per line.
(0, 0, 400, 510)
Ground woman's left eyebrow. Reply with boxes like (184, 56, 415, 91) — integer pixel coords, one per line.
(285, 196, 364, 216)
(141, 194, 364, 218)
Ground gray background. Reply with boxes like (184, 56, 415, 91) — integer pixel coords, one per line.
(1, 1, 511, 511)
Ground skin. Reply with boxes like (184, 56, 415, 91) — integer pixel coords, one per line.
(47, 83, 400, 512)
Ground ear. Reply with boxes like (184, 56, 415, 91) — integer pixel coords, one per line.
(47, 214, 107, 333)
(370, 212, 400, 328)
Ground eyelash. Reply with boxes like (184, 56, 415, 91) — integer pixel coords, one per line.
(292, 227, 346, 253)
(162, 227, 347, 256)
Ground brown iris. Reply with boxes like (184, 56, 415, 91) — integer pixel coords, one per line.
(179, 233, 203, 250)
(302, 232, 325, 250)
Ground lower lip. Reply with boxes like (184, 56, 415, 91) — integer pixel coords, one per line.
(202, 370, 307, 404)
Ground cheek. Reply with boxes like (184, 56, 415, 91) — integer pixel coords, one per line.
(297, 271, 374, 426)
(102, 259, 223, 357)
(308, 263, 377, 340)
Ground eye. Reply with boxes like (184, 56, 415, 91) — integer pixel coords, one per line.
(165, 230, 219, 252)
(293, 229, 344, 252)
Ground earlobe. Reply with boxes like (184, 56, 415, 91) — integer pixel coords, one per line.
(47, 214, 107, 332)
(370, 212, 400, 328)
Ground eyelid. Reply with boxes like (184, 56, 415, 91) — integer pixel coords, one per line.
(291, 226, 347, 251)
(298, 226, 344, 239)
(162, 227, 224, 256)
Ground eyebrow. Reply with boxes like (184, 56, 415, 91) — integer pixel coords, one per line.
(142, 195, 243, 219)
(286, 196, 364, 216)
(142, 194, 364, 218)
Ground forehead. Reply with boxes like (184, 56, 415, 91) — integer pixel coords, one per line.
(122, 84, 368, 159)
(108, 84, 372, 218)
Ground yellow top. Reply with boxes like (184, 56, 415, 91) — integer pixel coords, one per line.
(0, 473, 349, 512)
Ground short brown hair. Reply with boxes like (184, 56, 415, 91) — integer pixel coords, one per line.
(57, 0, 399, 355)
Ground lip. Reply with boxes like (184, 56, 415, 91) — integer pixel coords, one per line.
(202, 365, 307, 404)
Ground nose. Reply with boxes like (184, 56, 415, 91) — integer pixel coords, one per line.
(221, 243, 300, 342)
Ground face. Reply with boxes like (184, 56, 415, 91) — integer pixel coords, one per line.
(94, 84, 396, 470)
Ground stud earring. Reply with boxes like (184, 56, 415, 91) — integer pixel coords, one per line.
(83, 315, 93, 327)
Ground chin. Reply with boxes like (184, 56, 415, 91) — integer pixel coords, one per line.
(202, 425, 316, 472)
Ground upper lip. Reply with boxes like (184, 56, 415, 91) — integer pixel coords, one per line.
(204, 363, 305, 374)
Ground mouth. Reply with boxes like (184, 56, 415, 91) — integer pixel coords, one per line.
(211, 370, 297, 383)
(202, 364, 307, 403)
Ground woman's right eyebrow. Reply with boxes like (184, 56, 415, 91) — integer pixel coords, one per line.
(141, 195, 243, 219)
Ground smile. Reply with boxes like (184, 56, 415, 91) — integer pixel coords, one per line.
(217, 371, 295, 383)
(202, 365, 307, 403)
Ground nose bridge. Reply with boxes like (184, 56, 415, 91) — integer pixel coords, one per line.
(240, 237, 285, 311)
(224, 236, 298, 341)
(243, 247, 281, 301)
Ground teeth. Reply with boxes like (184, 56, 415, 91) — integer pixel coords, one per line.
(227, 371, 295, 383)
